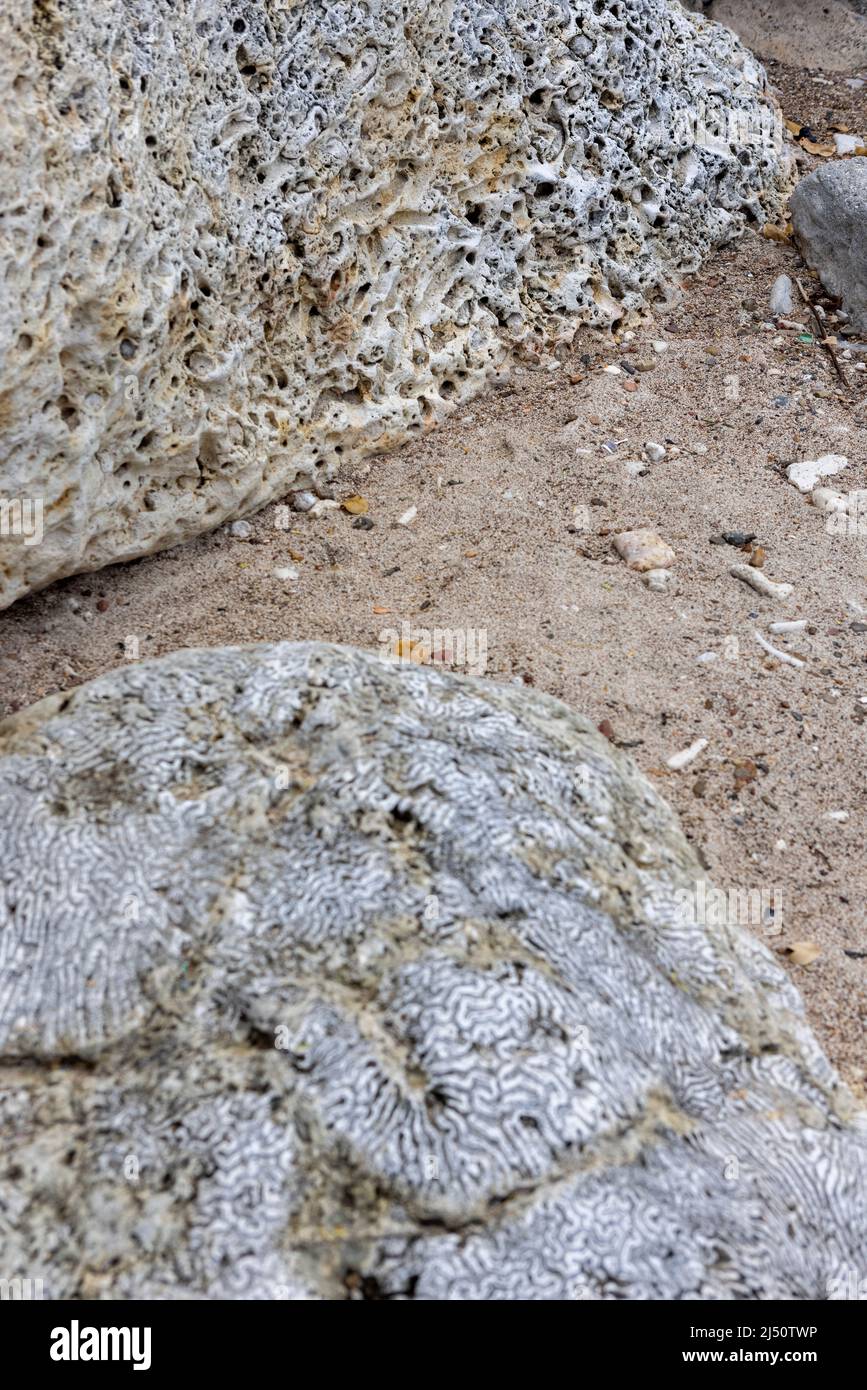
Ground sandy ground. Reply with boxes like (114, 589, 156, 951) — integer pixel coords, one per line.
(1, 59, 866, 1090)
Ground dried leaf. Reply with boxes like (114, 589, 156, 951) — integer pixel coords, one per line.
(799, 138, 836, 156)
(342, 495, 369, 515)
(762, 223, 792, 243)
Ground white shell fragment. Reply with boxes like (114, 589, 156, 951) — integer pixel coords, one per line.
(1, 643, 865, 1300)
(754, 631, 805, 668)
(614, 530, 676, 572)
(786, 455, 849, 493)
(730, 564, 794, 600)
(666, 737, 709, 771)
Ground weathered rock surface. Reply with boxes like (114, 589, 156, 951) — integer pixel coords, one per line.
(0, 0, 788, 607)
(791, 160, 867, 336)
(0, 641, 865, 1300)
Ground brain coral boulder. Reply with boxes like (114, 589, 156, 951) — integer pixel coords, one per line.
(0, 642, 864, 1299)
(0, 0, 788, 606)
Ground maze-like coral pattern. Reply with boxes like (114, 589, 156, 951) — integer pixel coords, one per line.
(0, 642, 865, 1299)
(0, 0, 787, 604)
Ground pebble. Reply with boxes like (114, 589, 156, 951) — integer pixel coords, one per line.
(730, 564, 793, 600)
(786, 455, 848, 493)
(397, 505, 418, 527)
(273, 566, 299, 581)
(292, 491, 317, 512)
(823, 810, 850, 823)
(309, 498, 339, 517)
(643, 567, 677, 593)
(811, 486, 849, 515)
(693, 443, 708, 456)
(229, 520, 253, 539)
(352, 516, 374, 531)
(769, 274, 795, 317)
(644, 441, 666, 462)
(652, 340, 669, 354)
(613, 529, 676, 572)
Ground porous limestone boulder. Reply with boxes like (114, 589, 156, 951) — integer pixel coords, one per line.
(0, 641, 865, 1300)
(0, 0, 789, 606)
(791, 160, 867, 336)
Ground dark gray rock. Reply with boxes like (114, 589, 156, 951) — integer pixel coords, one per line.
(791, 160, 867, 334)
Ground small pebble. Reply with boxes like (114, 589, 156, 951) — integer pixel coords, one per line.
(229, 520, 253, 539)
(613, 529, 676, 572)
(643, 567, 677, 593)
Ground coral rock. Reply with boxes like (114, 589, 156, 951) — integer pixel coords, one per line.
(0, 642, 865, 1299)
(0, 0, 787, 606)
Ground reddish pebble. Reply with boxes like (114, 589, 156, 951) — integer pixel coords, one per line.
(597, 719, 615, 741)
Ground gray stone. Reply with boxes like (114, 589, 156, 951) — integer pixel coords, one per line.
(0, 641, 865, 1300)
(0, 0, 789, 608)
(791, 160, 867, 336)
(769, 274, 794, 318)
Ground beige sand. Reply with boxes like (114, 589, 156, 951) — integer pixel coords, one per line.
(1, 61, 865, 1091)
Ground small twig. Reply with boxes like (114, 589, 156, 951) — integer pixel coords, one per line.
(795, 277, 850, 390)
